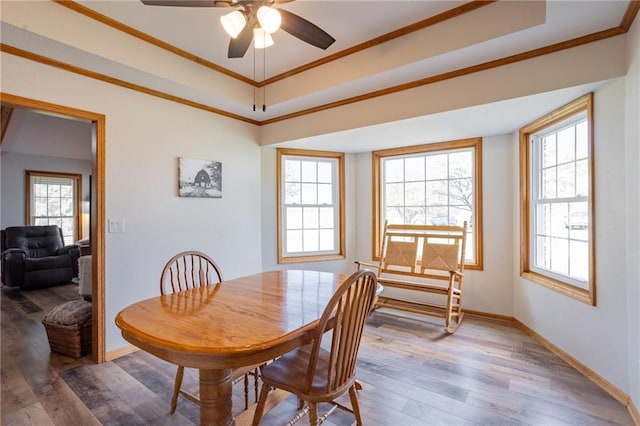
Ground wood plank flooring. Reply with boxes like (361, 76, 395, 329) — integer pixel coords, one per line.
(1, 284, 633, 425)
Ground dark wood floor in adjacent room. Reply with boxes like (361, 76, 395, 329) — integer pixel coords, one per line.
(1, 283, 633, 425)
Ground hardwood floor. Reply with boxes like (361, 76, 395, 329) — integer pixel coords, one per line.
(1, 283, 633, 425)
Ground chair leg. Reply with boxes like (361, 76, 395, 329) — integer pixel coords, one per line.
(252, 383, 270, 426)
(170, 366, 185, 414)
(254, 367, 260, 403)
(308, 402, 319, 426)
(348, 385, 364, 426)
(445, 276, 455, 330)
(244, 373, 249, 410)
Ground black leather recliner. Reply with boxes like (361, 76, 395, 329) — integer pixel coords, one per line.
(1, 225, 80, 290)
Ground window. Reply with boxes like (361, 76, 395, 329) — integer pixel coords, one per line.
(277, 148, 345, 263)
(519, 93, 595, 305)
(372, 138, 483, 269)
(26, 171, 82, 245)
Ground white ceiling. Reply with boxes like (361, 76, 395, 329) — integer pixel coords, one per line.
(75, 0, 626, 81)
(80, 0, 472, 79)
(2, 108, 93, 160)
(0, 0, 633, 154)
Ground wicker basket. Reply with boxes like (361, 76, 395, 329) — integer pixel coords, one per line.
(42, 300, 92, 358)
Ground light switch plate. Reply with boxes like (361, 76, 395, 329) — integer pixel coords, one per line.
(108, 218, 126, 233)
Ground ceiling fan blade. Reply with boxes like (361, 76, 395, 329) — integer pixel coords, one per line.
(140, 0, 217, 6)
(278, 9, 335, 50)
(228, 17, 255, 58)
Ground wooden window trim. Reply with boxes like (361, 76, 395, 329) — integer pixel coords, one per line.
(519, 93, 596, 305)
(277, 148, 346, 264)
(25, 170, 83, 242)
(372, 137, 483, 270)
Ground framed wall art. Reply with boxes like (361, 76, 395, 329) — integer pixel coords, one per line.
(178, 157, 222, 198)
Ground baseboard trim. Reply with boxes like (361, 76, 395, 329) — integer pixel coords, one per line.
(512, 319, 630, 406)
(105, 344, 139, 361)
(462, 308, 513, 322)
(628, 398, 639, 426)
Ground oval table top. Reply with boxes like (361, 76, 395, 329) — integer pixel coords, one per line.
(115, 269, 348, 369)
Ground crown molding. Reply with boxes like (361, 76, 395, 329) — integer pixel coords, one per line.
(2, 2, 637, 126)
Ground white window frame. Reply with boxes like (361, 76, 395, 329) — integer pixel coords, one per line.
(277, 148, 345, 264)
(372, 138, 483, 269)
(519, 93, 595, 305)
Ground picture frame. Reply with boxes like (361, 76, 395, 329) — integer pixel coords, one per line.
(178, 157, 222, 198)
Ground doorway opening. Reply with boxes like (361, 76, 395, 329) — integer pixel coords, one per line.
(1, 93, 106, 363)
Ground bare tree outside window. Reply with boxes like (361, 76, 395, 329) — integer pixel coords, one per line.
(373, 138, 483, 269)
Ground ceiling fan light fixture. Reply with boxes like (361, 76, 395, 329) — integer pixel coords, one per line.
(253, 27, 274, 49)
(257, 6, 281, 33)
(220, 10, 246, 38)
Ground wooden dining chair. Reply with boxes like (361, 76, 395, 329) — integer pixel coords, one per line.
(251, 269, 378, 426)
(159, 250, 259, 413)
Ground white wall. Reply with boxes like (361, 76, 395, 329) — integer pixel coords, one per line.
(624, 15, 640, 408)
(513, 79, 630, 392)
(0, 152, 92, 239)
(1, 52, 262, 352)
(260, 147, 358, 275)
(352, 135, 515, 316)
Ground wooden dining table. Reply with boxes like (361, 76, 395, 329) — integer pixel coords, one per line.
(115, 269, 348, 426)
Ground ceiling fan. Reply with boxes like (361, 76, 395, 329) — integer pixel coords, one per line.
(140, 0, 336, 59)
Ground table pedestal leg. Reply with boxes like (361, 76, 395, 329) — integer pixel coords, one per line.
(199, 368, 233, 426)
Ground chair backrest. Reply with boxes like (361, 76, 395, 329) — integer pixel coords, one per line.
(379, 221, 467, 281)
(159, 251, 223, 295)
(304, 269, 378, 395)
(2, 225, 65, 258)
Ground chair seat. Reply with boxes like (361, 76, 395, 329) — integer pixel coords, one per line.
(261, 344, 345, 401)
(234, 364, 260, 381)
(25, 255, 72, 271)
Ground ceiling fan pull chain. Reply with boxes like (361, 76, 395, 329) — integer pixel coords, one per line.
(253, 43, 257, 112)
(263, 42, 267, 112)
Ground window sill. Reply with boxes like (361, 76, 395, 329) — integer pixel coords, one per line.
(278, 253, 346, 264)
(520, 271, 595, 306)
